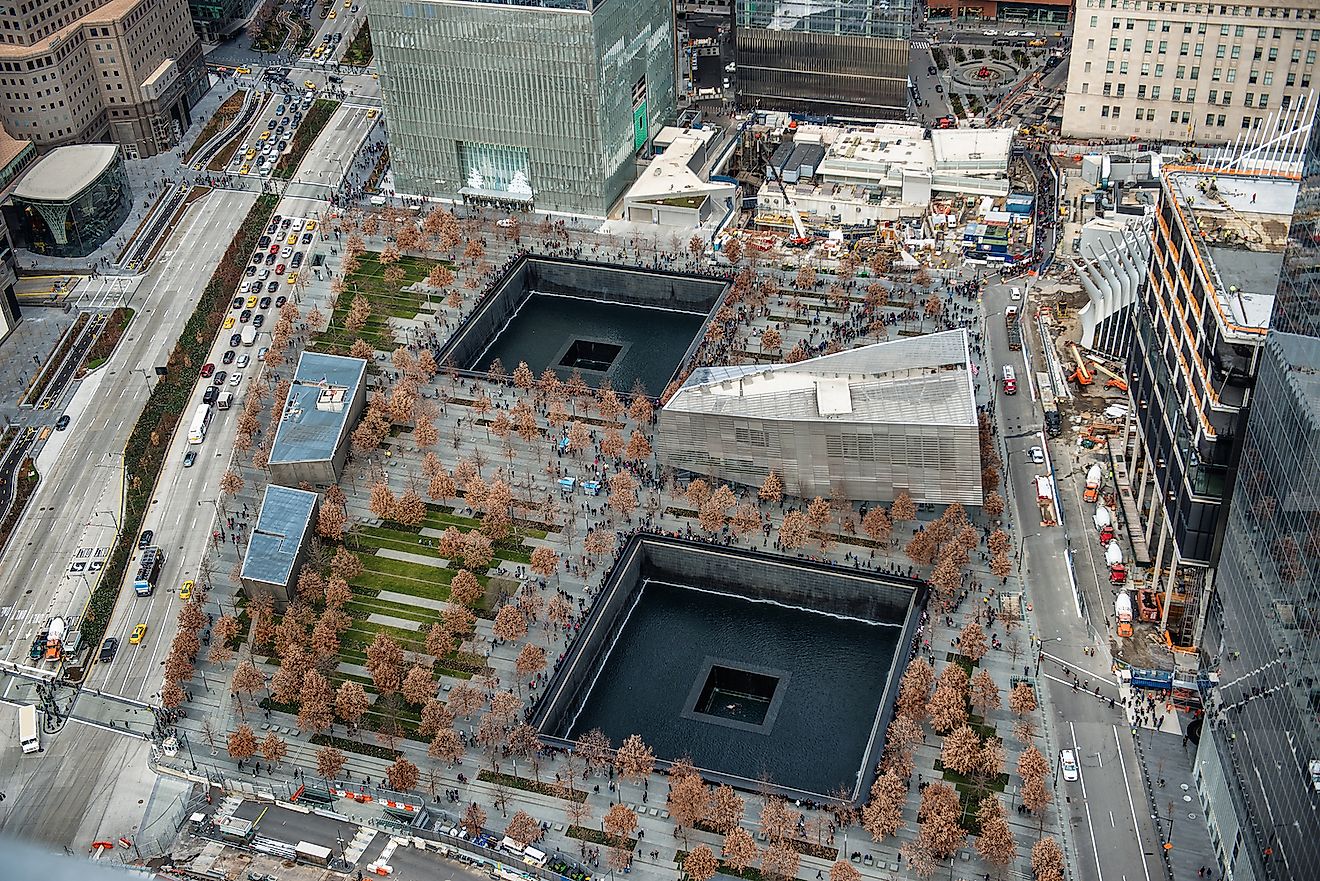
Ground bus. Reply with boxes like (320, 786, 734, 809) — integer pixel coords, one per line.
(18, 703, 39, 754)
(188, 403, 213, 444)
(1002, 365, 1018, 395)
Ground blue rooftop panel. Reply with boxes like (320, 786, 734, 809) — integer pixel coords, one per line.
(240, 485, 317, 586)
(268, 352, 367, 465)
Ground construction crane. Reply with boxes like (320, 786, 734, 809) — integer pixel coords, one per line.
(1088, 357, 1129, 392)
(773, 173, 813, 247)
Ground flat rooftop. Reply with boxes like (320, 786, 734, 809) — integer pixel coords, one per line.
(12, 144, 118, 202)
(666, 329, 977, 426)
(1167, 171, 1298, 332)
(241, 485, 317, 586)
(269, 352, 367, 465)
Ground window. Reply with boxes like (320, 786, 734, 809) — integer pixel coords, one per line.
(1222, 90, 1232, 103)
(1156, 63, 1165, 75)
(1268, 47, 1278, 60)
(1217, 44, 1226, 57)
(1085, 60, 1093, 72)
(1232, 45, 1241, 58)
(1173, 87, 1183, 100)
(1181, 41, 1190, 54)
(1142, 62, 1152, 74)
(1177, 65, 1187, 77)
(1125, 38, 1133, 50)
(1107, 60, 1116, 72)
(1258, 94, 1268, 108)
(1146, 39, 1155, 51)
(1111, 37, 1119, 49)
(1245, 92, 1254, 106)
(1160, 39, 1168, 52)
(1102, 105, 1110, 116)
(1243, 115, 1252, 127)
(1172, 110, 1181, 121)
(1217, 113, 1226, 126)
(1113, 106, 1122, 118)
(1209, 89, 1218, 101)
(1186, 88, 1196, 101)
(1121, 61, 1130, 73)
(1206, 112, 1216, 124)
(1263, 71, 1272, 84)
(1104, 81, 1113, 95)
(1249, 69, 1259, 83)
(1152, 85, 1162, 98)
(1139, 83, 1148, 97)
(1137, 108, 1146, 120)
(1118, 83, 1127, 95)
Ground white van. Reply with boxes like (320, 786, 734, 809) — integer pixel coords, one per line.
(18, 703, 39, 754)
(217, 391, 234, 411)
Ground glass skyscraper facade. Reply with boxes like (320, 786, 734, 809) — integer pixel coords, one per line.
(371, 0, 676, 217)
(1195, 119, 1320, 880)
(734, 0, 913, 118)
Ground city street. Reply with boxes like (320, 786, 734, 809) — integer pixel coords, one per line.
(982, 280, 1162, 881)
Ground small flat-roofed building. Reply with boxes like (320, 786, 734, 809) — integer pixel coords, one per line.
(240, 485, 318, 607)
(8, 145, 130, 257)
(656, 329, 982, 505)
(623, 127, 738, 227)
(268, 352, 367, 488)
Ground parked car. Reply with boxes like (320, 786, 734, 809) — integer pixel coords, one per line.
(259, 296, 272, 309)
(183, 449, 197, 467)
(55, 415, 70, 430)
(201, 363, 215, 378)
(138, 529, 154, 549)
(213, 370, 227, 386)
(222, 350, 235, 364)
(230, 333, 243, 348)
(203, 386, 219, 404)
(1029, 446, 1045, 464)
(276, 296, 287, 308)
(253, 314, 265, 328)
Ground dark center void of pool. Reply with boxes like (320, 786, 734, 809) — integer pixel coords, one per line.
(435, 257, 727, 395)
(566, 581, 900, 797)
(480, 294, 704, 395)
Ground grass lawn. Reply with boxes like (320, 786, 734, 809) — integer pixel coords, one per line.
(313, 252, 448, 351)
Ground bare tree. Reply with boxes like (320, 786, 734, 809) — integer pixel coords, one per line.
(316, 745, 346, 782)
(722, 827, 759, 873)
(614, 734, 655, 798)
(227, 723, 257, 761)
(683, 845, 719, 881)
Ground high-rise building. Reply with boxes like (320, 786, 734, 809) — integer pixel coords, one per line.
(1123, 157, 1298, 648)
(1194, 116, 1320, 881)
(733, 0, 912, 119)
(1062, 3, 1314, 144)
(370, 0, 676, 217)
(0, 0, 205, 158)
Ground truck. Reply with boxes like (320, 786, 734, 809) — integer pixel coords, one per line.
(1083, 463, 1103, 503)
(1115, 590, 1134, 638)
(241, 325, 257, 346)
(1034, 475, 1056, 525)
(1039, 382, 1062, 437)
(1105, 540, 1127, 584)
(44, 617, 66, 661)
(1005, 305, 1022, 350)
(134, 546, 165, 596)
(18, 703, 39, 754)
(1093, 504, 1115, 544)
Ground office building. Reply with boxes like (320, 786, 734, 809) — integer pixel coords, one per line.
(1194, 115, 1320, 881)
(656, 329, 982, 505)
(370, 0, 676, 217)
(1063, 2, 1316, 143)
(0, 0, 205, 158)
(1124, 154, 1298, 649)
(733, 0, 912, 119)
(924, 0, 1069, 22)
(268, 352, 367, 488)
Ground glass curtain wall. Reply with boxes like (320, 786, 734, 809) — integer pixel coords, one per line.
(372, 0, 674, 216)
(1198, 120, 1320, 880)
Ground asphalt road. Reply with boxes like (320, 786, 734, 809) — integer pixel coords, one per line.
(0, 189, 259, 673)
(983, 280, 1162, 881)
(82, 194, 326, 706)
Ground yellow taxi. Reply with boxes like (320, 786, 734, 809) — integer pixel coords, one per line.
(193, 162, 203, 170)
(223, 316, 236, 329)
(328, 9, 336, 17)
(246, 295, 259, 308)
(286, 234, 298, 245)
(306, 220, 317, 231)
(245, 147, 256, 159)
(305, 80, 316, 89)
(344, 0, 350, 6)
(237, 66, 251, 74)
(287, 272, 299, 285)
(366, 109, 378, 119)
(240, 164, 251, 175)
(1028, 38, 1046, 47)
(179, 579, 194, 600)
(129, 623, 148, 645)
(259, 130, 271, 141)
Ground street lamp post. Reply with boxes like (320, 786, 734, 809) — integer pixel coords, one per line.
(1033, 636, 1062, 677)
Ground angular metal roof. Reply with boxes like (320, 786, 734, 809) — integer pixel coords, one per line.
(269, 352, 367, 465)
(664, 329, 977, 426)
(240, 485, 317, 586)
